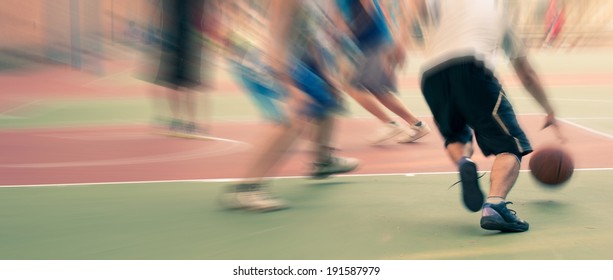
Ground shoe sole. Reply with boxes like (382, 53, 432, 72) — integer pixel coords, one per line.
(248, 204, 290, 213)
(480, 216, 529, 232)
(311, 163, 359, 179)
(459, 160, 484, 212)
(397, 130, 431, 143)
(370, 129, 404, 145)
(219, 195, 289, 212)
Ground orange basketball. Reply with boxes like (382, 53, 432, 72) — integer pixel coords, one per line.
(529, 146, 574, 187)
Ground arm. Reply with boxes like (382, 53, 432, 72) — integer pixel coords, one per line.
(266, 0, 299, 82)
(511, 56, 554, 117)
(508, 40, 566, 141)
(503, 25, 564, 140)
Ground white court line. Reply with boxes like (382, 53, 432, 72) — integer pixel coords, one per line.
(0, 136, 250, 168)
(558, 118, 613, 140)
(0, 99, 41, 118)
(43, 132, 161, 141)
(565, 117, 613, 120)
(1, 168, 612, 188)
(511, 96, 613, 103)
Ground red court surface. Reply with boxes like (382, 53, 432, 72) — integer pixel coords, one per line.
(1, 115, 611, 186)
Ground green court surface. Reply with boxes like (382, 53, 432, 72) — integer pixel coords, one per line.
(1, 171, 612, 260)
(1, 49, 613, 260)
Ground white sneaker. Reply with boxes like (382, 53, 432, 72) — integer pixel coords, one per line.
(219, 185, 288, 212)
(369, 122, 404, 145)
(311, 156, 359, 179)
(397, 122, 431, 143)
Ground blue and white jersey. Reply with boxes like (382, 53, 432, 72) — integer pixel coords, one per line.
(335, 0, 393, 52)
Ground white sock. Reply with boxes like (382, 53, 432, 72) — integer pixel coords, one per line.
(486, 196, 505, 204)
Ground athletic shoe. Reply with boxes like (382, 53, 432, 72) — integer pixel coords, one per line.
(169, 119, 184, 132)
(183, 122, 210, 139)
(311, 156, 359, 179)
(397, 122, 431, 143)
(480, 201, 529, 232)
(218, 184, 288, 212)
(369, 122, 404, 145)
(458, 157, 485, 212)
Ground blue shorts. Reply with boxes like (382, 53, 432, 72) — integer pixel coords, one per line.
(290, 61, 341, 120)
(231, 59, 287, 124)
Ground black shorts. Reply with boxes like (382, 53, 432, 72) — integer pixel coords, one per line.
(421, 57, 532, 158)
(155, 0, 204, 89)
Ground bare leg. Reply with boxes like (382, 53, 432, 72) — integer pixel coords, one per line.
(446, 142, 474, 165)
(242, 86, 309, 182)
(150, 85, 170, 125)
(345, 87, 394, 123)
(374, 93, 420, 125)
(166, 87, 181, 121)
(184, 89, 197, 126)
(313, 114, 335, 163)
(242, 123, 303, 183)
(488, 153, 520, 199)
(480, 153, 529, 232)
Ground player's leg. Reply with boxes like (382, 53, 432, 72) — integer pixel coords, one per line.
(344, 87, 405, 144)
(462, 62, 531, 232)
(373, 92, 431, 143)
(310, 114, 359, 179)
(421, 62, 484, 212)
(219, 85, 308, 212)
(481, 154, 529, 232)
(489, 153, 520, 200)
(165, 87, 183, 131)
(345, 52, 405, 144)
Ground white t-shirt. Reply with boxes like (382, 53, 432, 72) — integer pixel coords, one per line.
(422, 0, 524, 72)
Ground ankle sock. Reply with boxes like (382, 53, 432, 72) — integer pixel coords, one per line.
(457, 156, 471, 166)
(486, 196, 505, 204)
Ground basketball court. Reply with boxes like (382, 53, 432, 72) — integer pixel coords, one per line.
(1, 47, 613, 260)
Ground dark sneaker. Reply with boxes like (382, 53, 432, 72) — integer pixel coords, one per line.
(480, 201, 529, 232)
(458, 158, 485, 212)
(183, 122, 210, 139)
(169, 119, 184, 132)
(311, 156, 359, 179)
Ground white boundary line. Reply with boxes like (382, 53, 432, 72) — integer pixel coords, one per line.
(564, 117, 613, 120)
(2, 168, 613, 188)
(558, 118, 613, 140)
(0, 99, 41, 119)
(0, 135, 250, 168)
(511, 96, 613, 103)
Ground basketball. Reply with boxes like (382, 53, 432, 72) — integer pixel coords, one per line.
(529, 146, 574, 187)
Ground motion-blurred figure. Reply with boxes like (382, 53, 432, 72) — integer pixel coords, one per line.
(154, 0, 212, 137)
(335, 0, 431, 145)
(218, 0, 359, 212)
(543, 0, 566, 48)
(418, 0, 565, 232)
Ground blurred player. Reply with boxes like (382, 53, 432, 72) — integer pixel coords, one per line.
(154, 0, 212, 137)
(218, 0, 359, 212)
(419, 0, 564, 232)
(543, 0, 566, 48)
(335, 0, 431, 145)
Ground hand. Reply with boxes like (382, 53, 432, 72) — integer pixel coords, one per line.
(542, 113, 567, 144)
